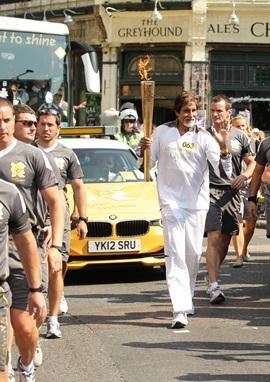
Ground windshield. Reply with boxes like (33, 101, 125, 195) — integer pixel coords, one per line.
(0, 30, 69, 119)
(73, 148, 144, 183)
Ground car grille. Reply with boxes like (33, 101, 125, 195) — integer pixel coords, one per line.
(86, 220, 150, 237)
(116, 220, 149, 237)
(87, 222, 112, 238)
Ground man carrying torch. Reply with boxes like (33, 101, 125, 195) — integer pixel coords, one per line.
(139, 91, 232, 329)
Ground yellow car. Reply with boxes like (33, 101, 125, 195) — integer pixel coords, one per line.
(61, 137, 164, 270)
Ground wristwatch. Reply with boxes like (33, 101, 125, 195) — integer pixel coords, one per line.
(78, 216, 88, 223)
(220, 149, 229, 158)
(50, 244, 64, 253)
(29, 286, 42, 293)
(248, 196, 258, 204)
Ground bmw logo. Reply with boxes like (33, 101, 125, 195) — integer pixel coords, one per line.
(109, 214, 117, 220)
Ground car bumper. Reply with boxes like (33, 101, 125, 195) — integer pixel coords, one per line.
(67, 254, 165, 270)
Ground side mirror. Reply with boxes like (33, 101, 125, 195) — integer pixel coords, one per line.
(81, 52, 100, 93)
(70, 41, 100, 94)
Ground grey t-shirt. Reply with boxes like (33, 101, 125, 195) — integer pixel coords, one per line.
(0, 139, 58, 227)
(33, 143, 65, 227)
(208, 126, 252, 186)
(255, 136, 270, 196)
(0, 179, 30, 281)
(41, 141, 84, 191)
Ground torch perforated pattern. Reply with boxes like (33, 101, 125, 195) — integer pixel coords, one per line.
(116, 220, 149, 237)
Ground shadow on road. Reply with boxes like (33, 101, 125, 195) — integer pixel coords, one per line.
(65, 264, 166, 285)
(61, 256, 269, 330)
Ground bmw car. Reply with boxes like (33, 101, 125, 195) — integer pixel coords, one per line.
(60, 137, 164, 270)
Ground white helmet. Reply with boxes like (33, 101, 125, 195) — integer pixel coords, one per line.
(119, 108, 138, 121)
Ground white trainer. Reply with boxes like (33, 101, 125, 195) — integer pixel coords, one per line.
(17, 358, 35, 382)
(171, 312, 188, 329)
(46, 319, 62, 339)
(209, 285, 225, 304)
(33, 341, 43, 367)
(59, 295, 68, 314)
(186, 304, 195, 316)
(8, 365, 15, 382)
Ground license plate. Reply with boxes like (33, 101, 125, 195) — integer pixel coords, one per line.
(88, 239, 141, 253)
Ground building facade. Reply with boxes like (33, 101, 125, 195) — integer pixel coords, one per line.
(1, 0, 270, 129)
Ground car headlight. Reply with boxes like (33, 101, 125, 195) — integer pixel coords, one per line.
(149, 219, 163, 227)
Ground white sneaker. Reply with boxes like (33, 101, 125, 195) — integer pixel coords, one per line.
(209, 285, 225, 304)
(206, 284, 212, 295)
(33, 341, 43, 367)
(46, 319, 62, 339)
(17, 358, 35, 382)
(186, 304, 195, 316)
(8, 365, 15, 382)
(59, 295, 68, 314)
(171, 312, 188, 329)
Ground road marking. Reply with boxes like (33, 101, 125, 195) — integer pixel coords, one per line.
(242, 326, 258, 330)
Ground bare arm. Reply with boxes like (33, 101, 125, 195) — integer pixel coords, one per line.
(248, 162, 265, 219)
(12, 230, 46, 319)
(41, 185, 64, 272)
(261, 165, 270, 184)
(70, 178, 87, 239)
(231, 155, 256, 190)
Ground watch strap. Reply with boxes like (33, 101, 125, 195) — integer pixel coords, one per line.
(50, 244, 64, 252)
(29, 286, 42, 293)
(78, 216, 88, 223)
(248, 196, 258, 204)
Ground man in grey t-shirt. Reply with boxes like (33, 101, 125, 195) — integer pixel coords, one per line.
(204, 95, 255, 305)
(0, 98, 64, 380)
(0, 179, 46, 382)
(248, 136, 270, 236)
(36, 107, 87, 338)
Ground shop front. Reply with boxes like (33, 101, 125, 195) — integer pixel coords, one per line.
(100, 8, 204, 126)
(207, 9, 270, 132)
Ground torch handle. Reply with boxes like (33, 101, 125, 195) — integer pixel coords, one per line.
(141, 81, 155, 182)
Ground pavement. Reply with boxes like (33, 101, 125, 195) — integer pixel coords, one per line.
(11, 226, 270, 382)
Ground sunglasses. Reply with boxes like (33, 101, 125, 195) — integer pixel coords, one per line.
(37, 108, 61, 118)
(15, 120, 37, 127)
(124, 119, 136, 123)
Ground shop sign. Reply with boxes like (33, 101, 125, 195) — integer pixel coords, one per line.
(112, 14, 189, 43)
(207, 14, 270, 43)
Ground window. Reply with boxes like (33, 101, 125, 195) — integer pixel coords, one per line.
(120, 49, 184, 124)
(121, 50, 183, 84)
(211, 50, 270, 91)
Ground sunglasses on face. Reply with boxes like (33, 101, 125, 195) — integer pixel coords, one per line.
(15, 120, 37, 127)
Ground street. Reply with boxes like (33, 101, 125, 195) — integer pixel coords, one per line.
(15, 227, 270, 382)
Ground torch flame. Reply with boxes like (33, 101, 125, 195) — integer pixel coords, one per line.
(138, 55, 153, 81)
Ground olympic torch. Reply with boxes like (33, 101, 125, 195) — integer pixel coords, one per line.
(139, 55, 155, 182)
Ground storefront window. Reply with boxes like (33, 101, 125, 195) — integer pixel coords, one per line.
(211, 50, 270, 132)
(213, 65, 244, 86)
(128, 54, 182, 81)
(120, 50, 184, 124)
(249, 65, 270, 87)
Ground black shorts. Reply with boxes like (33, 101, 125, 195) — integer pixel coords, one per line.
(205, 187, 241, 236)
